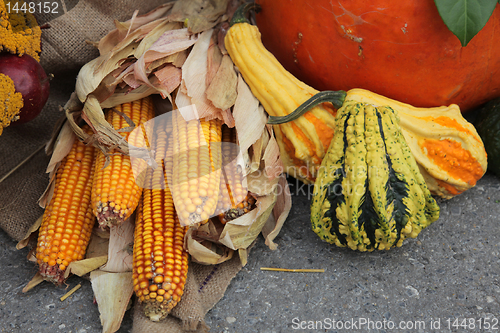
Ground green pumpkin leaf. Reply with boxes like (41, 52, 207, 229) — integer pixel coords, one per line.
(434, 0, 497, 46)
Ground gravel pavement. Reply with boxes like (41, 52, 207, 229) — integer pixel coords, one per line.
(1, 172, 500, 333)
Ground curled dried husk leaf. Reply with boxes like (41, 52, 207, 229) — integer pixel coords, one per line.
(91, 270, 134, 333)
(100, 216, 134, 273)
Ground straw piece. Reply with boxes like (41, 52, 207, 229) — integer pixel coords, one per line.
(260, 267, 325, 273)
(60, 283, 82, 301)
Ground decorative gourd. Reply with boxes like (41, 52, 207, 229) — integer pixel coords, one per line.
(224, 3, 345, 184)
(274, 89, 488, 200)
(309, 97, 440, 251)
(344, 89, 488, 199)
(255, 0, 500, 112)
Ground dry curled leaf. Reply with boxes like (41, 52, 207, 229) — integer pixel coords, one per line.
(170, 0, 231, 33)
(91, 270, 134, 333)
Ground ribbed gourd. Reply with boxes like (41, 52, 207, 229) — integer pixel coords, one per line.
(224, 3, 344, 184)
(309, 96, 441, 251)
(349, 90, 487, 199)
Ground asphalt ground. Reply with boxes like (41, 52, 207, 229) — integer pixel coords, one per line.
(1, 171, 500, 332)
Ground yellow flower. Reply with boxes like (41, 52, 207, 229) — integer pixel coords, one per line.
(0, 0, 42, 61)
(0, 73, 23, 135)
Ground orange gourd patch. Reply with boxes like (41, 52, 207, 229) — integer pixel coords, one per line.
(421, 138, 484, 186)
(417, 116, 480, 141)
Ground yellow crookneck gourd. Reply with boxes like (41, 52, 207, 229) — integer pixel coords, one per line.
(224, 3, 344, 184)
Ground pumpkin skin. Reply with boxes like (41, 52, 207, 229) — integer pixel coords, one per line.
(255, 0, 500, 112)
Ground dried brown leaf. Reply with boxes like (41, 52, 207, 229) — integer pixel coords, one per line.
(170, 0, 231, 33)
(22, 273, 44, 293)
(206, 32, 223, 86)
(99, 85, 157, 109)
(91, 270, 134, 333)
(206, 54, 237, 110)
(220, 108, 235, 128)
(133, 21, 182, 59)
(64, 256, 108, 279)
(133, 29, 196, 98)
(238, 248, 248, 267)
(262, 174, 292, 250)
(153, 64, 182, 95)
(233, 75, 267, 152)
(16, 215, 43, 250)
(218, 190, 276, 250)
(172, 49, 189, 67)
(76, 43, 139, 103)
(218, 22, 230, 55)
(45, 120, 75, 174)
(142, 28, 197, 63)
(100, 216, 134, 273)
(86, 230, 111, 257)
(246, 169, 281, 197)
(98, 3, 175, 56)
(180, 29, 221, 119)
(185, 230, 234, 265)
(262, 125, 283, 181)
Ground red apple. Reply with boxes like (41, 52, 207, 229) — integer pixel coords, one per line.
(0, 52, 50, 124)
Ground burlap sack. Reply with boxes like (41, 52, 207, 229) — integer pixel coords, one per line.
(0, 1, 249, 331)
(36, 0, 166, 75)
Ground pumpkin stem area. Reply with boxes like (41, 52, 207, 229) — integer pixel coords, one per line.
(267, 90, 346, 124)
(230, 2, 261, 26)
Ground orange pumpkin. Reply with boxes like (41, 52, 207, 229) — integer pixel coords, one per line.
(255, 0, 500, 112)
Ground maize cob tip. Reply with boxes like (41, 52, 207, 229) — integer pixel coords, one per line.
(219, 193, 256, 224)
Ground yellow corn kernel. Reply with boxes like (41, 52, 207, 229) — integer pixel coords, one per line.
(213, 125, 256, 224)
(132, 149, 188, 321)
(35, 126, 96, 285)
(91, 96, 155, 227)
(171, 111, 222, 226)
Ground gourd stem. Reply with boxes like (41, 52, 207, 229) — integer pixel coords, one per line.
(267, 90, 347, 124)
(230, 3, 261, 26)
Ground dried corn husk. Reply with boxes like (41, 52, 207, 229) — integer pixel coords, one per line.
(26, 1, 292, 330)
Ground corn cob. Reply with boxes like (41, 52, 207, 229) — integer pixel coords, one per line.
(91, 97, 155, 227)
(133, 158, 189, 321)
(215, 125, 256, 223)
(170, 111, 222, 226)
(219, 194, 257, 224)
(35, 127, 96, 285)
